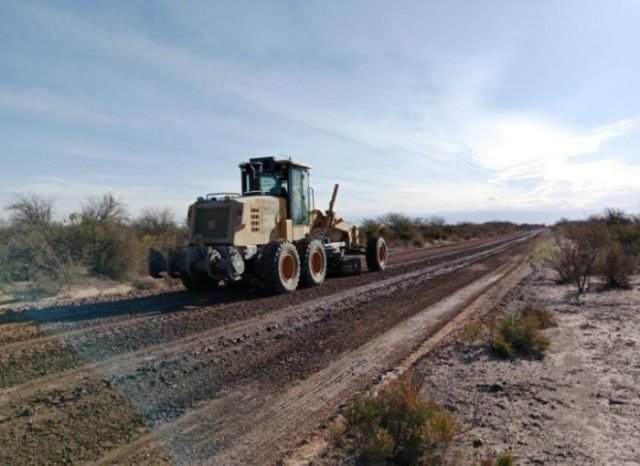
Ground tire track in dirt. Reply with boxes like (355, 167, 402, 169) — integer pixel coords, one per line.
(0, 233, 538, 465)
(0, 235, 510, 349)
(0, 234, 530, 390)
(96, 242, 535, 465)
(0, 233, 534, 400)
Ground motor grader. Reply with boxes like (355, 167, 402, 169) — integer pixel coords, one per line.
(148, 157, 387, 294)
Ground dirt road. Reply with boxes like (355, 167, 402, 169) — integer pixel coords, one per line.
(0, 232, 539, 465)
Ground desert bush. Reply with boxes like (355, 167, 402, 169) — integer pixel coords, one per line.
(133, 207, 186, 250)
(0, 223, 85, 294)
(459, 321, 483, 344)
(494, 452, 515, 466)
(530, 240, 555, 270)
(552, 222, 608, 295)
(520, 305, 557, 329)
(343, 380, 457, 465)
(360, 218, 384, 238)
(76, 194, 144, 279)
(380, 213, 419, 242)
(611, 222, 640, 257)
(329, 416, 348, 447)
(0, 193, 184, 292)
(361, 214, 540, 246)
(597, 242, 635, 289)
(490, 308, 551, 358)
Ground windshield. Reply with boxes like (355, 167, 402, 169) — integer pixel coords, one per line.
(258, 172, 288, 195)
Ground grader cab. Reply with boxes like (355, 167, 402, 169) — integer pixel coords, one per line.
(148, 157, 387, 294)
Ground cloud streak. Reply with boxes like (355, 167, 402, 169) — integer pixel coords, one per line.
(2, 1, 640, 223)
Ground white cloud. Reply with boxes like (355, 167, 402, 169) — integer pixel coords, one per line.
(466, 115, 640, 171)
(6, 1, 640, 223)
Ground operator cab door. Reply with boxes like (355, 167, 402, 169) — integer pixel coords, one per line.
(288, 167, 310, 225)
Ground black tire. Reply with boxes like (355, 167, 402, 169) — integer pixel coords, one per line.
(366, 236, 388, 272)
(296, 239, 327, 287)
(147, 248, 166, 279)
(258, 241, 301, 294)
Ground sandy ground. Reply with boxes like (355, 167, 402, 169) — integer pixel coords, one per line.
(412, 269, 640, 465)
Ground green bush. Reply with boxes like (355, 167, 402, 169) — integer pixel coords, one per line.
(490, 308, 552, 358)
(530, 240, 555, 269)
(495, 452, 515, 466)
(343, 380, 457, 465)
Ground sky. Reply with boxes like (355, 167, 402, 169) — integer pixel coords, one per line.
(1, 0, 640, 225)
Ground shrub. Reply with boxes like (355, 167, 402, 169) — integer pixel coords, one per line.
(76, 194, 144, 279)
(480, 456, 515, 466)
(342, 380, 457, 465)
(597, 242, 635, 289)
(459, 321, 483, 344)
(520, 305, 557, 329)
(490, 308, 551, 358)
(495, 452, 515, 466)
(530, 240, 555, 270)
(133, 208, 185, 251)
(0, 223, 85, 294)
(552, 222, 608, 295)
(329, 416, 348, 447)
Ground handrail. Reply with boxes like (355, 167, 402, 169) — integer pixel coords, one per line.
(205, 192, 242, 200)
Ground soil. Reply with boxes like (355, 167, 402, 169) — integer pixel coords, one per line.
(0, 232, 538, 465)
(411, 269, 640, 465)
(317, 268, 640, 465)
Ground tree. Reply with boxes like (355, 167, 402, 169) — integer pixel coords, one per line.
(76, 194, 134, 278)
(6, 193, 54, 226)
(80, 193, 128, 224)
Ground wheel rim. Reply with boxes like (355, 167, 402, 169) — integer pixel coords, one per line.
(310, 249, 324, 276)
(281, 253, 296, 282)
(378, 242, 387, 264)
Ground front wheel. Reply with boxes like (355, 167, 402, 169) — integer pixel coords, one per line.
(366, 236, 387, 271)
(258, 241, 301, 294)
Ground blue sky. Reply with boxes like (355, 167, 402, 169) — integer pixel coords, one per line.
(1, 0, 640, 224)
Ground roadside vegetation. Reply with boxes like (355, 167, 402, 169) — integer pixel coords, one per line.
(459, 305, 557, 359)
(333, 378, 521, 465)
(0, 194, 541, 299)
(333, 379, 459, 465)
(549, 209, 640, 298)
(360, 213, 541, 247)
(0, 193, 185, 297)
(489, 306, 557, 358)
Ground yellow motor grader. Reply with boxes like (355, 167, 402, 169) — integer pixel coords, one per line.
(148, 156, 387, 294)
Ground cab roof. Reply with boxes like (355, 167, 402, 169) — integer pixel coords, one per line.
(241, 156, 311, 170)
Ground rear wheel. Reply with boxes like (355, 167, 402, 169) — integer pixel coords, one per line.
(366, 235, 387, 271)
(147, 248, 166, 279)
(258, 241, 301, 294)
(296, 239, 327, 287)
